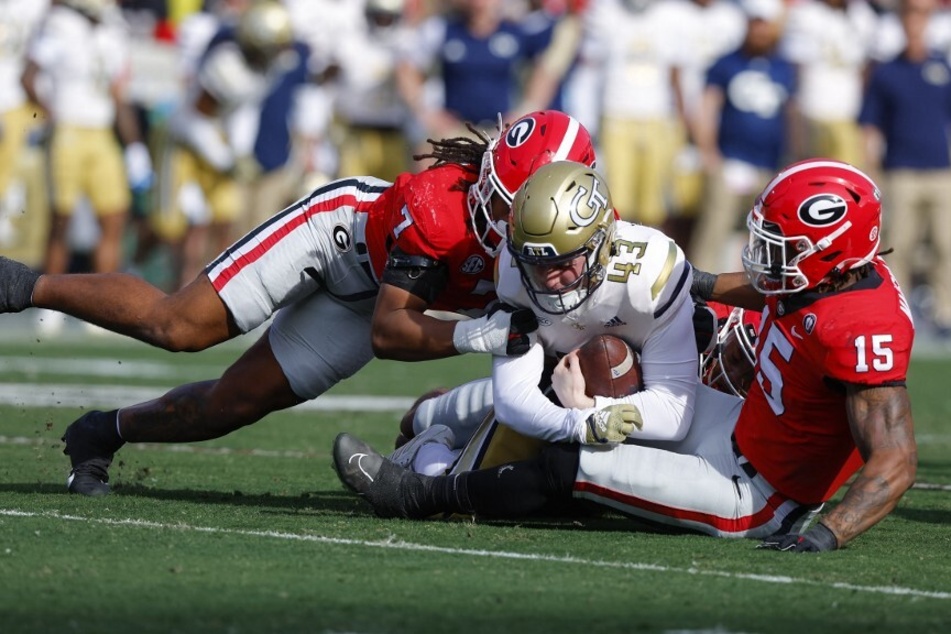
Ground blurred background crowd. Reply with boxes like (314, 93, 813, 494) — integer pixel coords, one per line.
(1, 0, 950, 340)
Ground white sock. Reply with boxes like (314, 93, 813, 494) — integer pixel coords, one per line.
(413, 445, 461, 476)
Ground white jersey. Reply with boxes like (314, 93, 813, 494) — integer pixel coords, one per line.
(0, 0, 49, 112)
(584, 0, 687, 119)
(335, 20, 412, 128)
(285, 0, 363, 74)
(668, 0, 745, 119)
(175, 11, 224, 80)
(781, 0, 878, 121)
(195, 41, 275, 115)
(169, 38, 292, 169)
(27, 5, 130, 127)
(491, 221, 697, 444)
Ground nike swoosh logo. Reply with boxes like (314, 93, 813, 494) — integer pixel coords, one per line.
(349, 453, 374, 482)
(791, 326, 803, 340)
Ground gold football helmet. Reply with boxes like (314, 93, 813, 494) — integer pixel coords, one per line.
(236, 1, 294, 70)
(508, 161, 616, 315)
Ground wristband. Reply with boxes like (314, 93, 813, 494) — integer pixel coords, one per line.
(691, 268, 717, 301)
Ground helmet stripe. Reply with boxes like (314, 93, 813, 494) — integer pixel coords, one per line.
(552, 116, 581, 162)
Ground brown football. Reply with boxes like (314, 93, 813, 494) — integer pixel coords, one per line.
(576, 334, 643, 398)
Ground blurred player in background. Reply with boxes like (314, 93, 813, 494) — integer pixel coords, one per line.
(333, 0, 414, 182)
(334, 158, 918, 553)
(0, 0, 50, 254)
(21, 0, 151, 332)
(158, 0, 294, 288)
(397, 0, 554, 163)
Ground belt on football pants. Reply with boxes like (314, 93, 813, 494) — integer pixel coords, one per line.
(731, 434, 758, 479)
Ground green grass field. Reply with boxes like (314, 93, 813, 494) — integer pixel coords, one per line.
(0, 328, 949, 633)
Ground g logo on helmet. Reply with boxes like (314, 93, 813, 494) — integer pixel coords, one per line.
(798, 194, 848, 227)
(505, 117, 536, 148)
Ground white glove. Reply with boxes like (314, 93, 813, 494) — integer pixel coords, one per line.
(124, 142, 153, 192)
(452, 303, 538, 355)
(581, 404, 643, 445)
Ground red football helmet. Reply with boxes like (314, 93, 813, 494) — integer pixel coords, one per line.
(467, 110, 597, 257)
(700, 306, 760, 398)
(741, 159, 882, 295)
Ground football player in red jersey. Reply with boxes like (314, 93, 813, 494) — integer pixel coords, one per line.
(0, 109, 597, 496)
(333, 159, 917, 553)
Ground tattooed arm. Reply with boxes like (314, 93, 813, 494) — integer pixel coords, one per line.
(821, 384, 917, 547)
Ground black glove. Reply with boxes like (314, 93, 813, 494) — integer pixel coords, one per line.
(0, 256, 40, 313)
(494, 303, 538, 356)
(692, 301, 718, 356)
(758, 523, 839, 553)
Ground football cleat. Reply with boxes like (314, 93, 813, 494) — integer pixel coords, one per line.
(332, 433, 421, 518)
(61, 410, 122, 496)
(333, 432, 385, 496)
(388, 424, 455, 471)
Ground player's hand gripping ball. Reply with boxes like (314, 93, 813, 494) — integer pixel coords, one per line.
(575, 334, 643, 398)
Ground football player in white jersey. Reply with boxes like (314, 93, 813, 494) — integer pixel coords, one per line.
(391, 299, 760, 479)
(335, 159, 701, 502)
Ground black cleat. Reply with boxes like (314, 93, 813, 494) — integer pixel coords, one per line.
(332, 432, 385, 495)
(332, 433, 424, 519)
(61, 410, 123, 496)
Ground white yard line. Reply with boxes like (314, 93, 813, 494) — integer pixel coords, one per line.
(0, 356, 220, 380)
(1, 508, 948, 601)
(0, 383, 415, 412)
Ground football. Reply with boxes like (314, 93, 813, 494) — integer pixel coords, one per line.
(576, 334, 643, 398)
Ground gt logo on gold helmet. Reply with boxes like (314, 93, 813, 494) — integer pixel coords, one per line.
(508, 161, 616, 315)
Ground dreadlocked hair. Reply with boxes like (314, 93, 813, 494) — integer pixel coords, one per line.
(818, 262, 874, 293)
(414, 123, 491, 192)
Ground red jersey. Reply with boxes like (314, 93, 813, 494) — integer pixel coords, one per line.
(708, 301, 734, 321)
(364, 164, 497, 316)
(734, 258, 915, 504)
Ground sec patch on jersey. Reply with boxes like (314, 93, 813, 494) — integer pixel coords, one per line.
(576, 334, 643, 398)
